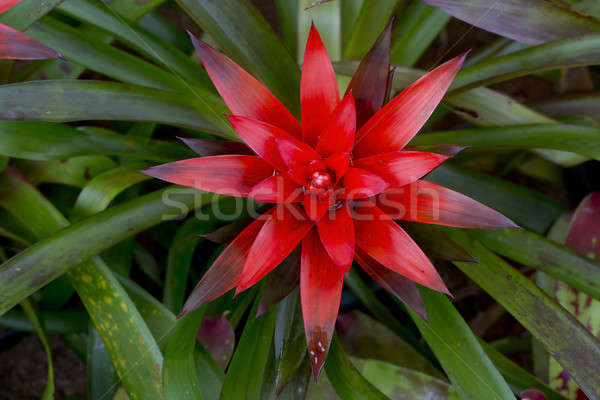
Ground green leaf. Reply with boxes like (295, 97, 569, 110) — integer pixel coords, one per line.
(0, 169, 165, 399)
(473, 228, 600, 302)
(220, 295, 277, 400)
(0, 81, 230, 136)
(298, 0, 341, 62)
(0, 177, 217, 315)
(274, 0, 298, 56)
(106, 0, 168, 21)
(446, 229, 600, 400)
(87, 322, 119, 400)
(452, 34, 600, 92)
(534, 93, 600, 121)
(410, 124, 600, 160)
(342, 0, 401, 60)
(0, 0, 62, 30)
(409, 288, 514, 400)
(57, 0, 210, 88)
(28, 16, 192, 93)
(163, 308, 206, 400)
(422, 0, 600, 45)
(324, 333, 391, 400)
(176, 0, 301, 116)
(390, 1, 451, 67)
(21, 298, 55, 400)
(71, 163, 151, 221)
(13, 156, 118, 188)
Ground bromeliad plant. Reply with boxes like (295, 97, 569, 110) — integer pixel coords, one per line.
(1, 1, 600, 399)
(142, 24, 517, 377)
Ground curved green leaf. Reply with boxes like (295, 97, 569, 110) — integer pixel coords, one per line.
(0, 81, 231, 136)
(176, 0, 301, 115)
(0, 309, 89, 333)
(107, 0, 167, 21)
(411, 124, 600, 160)
(0, 179, 217, 315)
(474, 228, 600, 302)
(409, 288, 514, 400)
(452, 34, 600, 92)
(447, 229, 600, 400)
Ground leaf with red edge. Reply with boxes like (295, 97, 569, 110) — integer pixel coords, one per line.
(249, 174, 303, 203)
(140, 155, 274, 198)
(354, 151, 450, 188)
(340, 168, 389, 199)
(0, 23, 61, 60)
(301, 23, 340, 147)
(301, 229, 344, 379)
(317, 202, 355, 269)
(353, 53, 466, 158)
(189, 33, 302, 139)
(256, 247, 301, 317)
(353, 201, 450, 295)
(227, 115, 315, 171)
(354, 247, 427, 319)
(237, 204, 314, 291)
(197, 313, 235, 370)
(179, 137, 252, 157)
(0, 0, 20, 14)
(179, 212, 270, 316)
(375, 180, 519, 229)
(316, 91, 356, 157)
(346, 20, 392, 129)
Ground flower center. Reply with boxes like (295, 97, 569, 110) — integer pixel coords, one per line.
(310, 171, 331, 189)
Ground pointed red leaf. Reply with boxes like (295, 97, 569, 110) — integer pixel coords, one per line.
(303, 193, 332, 222)
(0, 0, 20, 14)
(248, 174, 303, 203)
(190, 33, 302, 139)
(237, 204, 314, 291)
(0, 23, 61, 60)
(140, 155, 274, 197)
(346, 20, 392, 129)
(179, 212, 270, 315)
(355, 247, 427, 319)
(325, 153, 350, 181)
(353, 54, 467, 158)
(276, 137, 320, 169)
(316, 91, 356, 157)
(354, 151, 450, 188)
(375, 180, 519, 228)
(317, 202, 355, 269)
(179, 137, 253, 156)
(301, 24, 340, 147)
(227, 115, 316, 171)
(301, 229, 344, 379)
(353, 201, 450, 294)
(340, 168, 389, 199)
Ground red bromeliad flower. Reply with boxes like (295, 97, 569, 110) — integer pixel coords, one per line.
(0, 0, 60, 59)
(142, 23, 517, 377)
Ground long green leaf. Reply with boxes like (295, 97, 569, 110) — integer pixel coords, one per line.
(107, 0, 167, 21)
(21, 298, 55, 400)
(87, 322, 119, 400)
(176, 0, 301, 115)
(0, 80, 231, 136)
(473, 228, 600, 302)
(451, 34, 600, 92)
(0, 309, 89, 333)
(0, 0, 62, 30)
(411, 124, 600, 160)
(14, 156, 117, 188)
(220, 296, 277, 400)
(447, 229, 600, 399)
(342, 0, 401, 60)
(325, 333, 391, 400)
(0, 181, 217, 315)
(409, 288, 514, 400)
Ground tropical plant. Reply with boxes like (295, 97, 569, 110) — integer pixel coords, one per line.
(0, 0, 599, 399)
